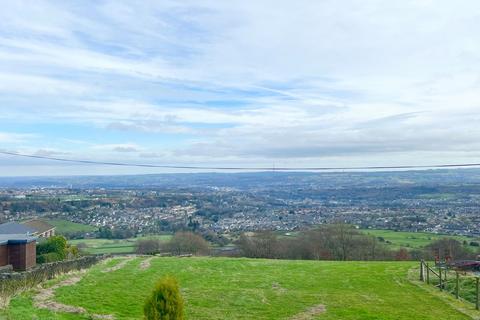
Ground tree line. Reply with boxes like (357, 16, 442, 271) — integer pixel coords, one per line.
(135, 224, 477, 262)
(236, 224, 476, 261)
(136, 232, 210, 256)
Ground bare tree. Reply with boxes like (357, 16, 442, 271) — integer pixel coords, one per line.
(237, 231, 280, 258)
(136, 239, 162, 255)
(167, 232, 210, 255)
(395, 248, 411, 261)
(236, 224, 396, 261)
(425, 238, 473, 261)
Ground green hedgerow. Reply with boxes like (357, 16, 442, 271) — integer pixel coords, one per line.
(144, 276, 184, 320)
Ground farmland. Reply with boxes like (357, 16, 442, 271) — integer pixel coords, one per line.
(361, 229, 478, 250)
(69, 235, 172, 254)
(2, 257, 476, 319)
(280, 228, 478, 252)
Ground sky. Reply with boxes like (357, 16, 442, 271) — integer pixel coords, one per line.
(1, 0, 480, 176)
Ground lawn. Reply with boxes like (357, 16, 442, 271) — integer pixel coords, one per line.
(361, 229, 477, 250)
(69, 235, 172, 254)
(2, 257, 476, 319)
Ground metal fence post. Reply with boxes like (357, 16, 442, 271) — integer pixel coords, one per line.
(420, 260, 424, 282)
(420, 260, 423, 281)
(439, 267, 443, 291)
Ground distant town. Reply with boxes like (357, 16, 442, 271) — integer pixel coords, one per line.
(1, 170, 480, 238)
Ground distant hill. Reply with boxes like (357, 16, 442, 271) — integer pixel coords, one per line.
(2, 168, 480, 189)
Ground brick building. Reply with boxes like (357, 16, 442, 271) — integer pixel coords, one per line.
(0, 234, 36, 271)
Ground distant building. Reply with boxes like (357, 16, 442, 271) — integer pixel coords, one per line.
(0, 222, 35, 235)
(21, 220, 55, 238)
(0, 234, 36, 271)
(0, 220, 55, 239)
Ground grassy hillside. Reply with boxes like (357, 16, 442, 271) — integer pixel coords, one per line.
(3, 257, 476, 319)
(361, 229, 477, 250)
(47, 219, 97, 235)
(69, 235, 172, 254)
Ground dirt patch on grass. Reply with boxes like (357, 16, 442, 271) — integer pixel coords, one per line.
(272, 282, 287, 294)
(290, 304, 326, 320)
(91, 314, 115, 319)
(139, 257, 153, 270)
(33, 271, 115, 319)
(102, 256, 135, 273)
(34, 273, 85, 314)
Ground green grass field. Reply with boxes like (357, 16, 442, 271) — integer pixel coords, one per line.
(47, 219, 97, 235)
(361, 229, 477, 250)
(2, 257, 477, 319)
(69, 235, 172, 254)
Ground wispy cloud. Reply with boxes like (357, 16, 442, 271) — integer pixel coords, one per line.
(0, 132, 36, 144)
(91, 143, 142, 153)
(33, 148, 70, 157)
(1, 1, 480, 174)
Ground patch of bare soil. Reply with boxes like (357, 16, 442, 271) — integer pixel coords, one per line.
(100, 258, 113, 265)
(272, 282, 287, 294)
(33, 271, 115, 319)
(102, 256, 134, 273)
(139, 257, 153, 270)
(290, 304, 326, 320)
(33, 274, 85, 314)
(91, 314, 115, 319)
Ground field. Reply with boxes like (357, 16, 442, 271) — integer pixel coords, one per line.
(69, 235, 172, 254)
(361, 229, 477, 250)
(66, 227, 479, 255)
(47, 219, 97, 235)
(2, 257, 477, 320)
(281, 228, 477, 251)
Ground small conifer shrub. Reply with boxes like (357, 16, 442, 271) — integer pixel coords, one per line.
(144, 276, 184, 320)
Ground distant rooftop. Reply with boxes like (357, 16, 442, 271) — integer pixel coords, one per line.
(22, 219, 55, 234)
(0, 233, 36, 245)
(0, 222, 35, 235)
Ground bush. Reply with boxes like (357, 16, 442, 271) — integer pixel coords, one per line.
(144, 276, 184, 320)
(36, 236, 68, 262)
(66, 245, 79, 259)
(36, 252, 63, 263)
(36, 235, 79, 263)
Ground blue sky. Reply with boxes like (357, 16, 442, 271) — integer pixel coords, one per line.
(1, 1, 480, 176)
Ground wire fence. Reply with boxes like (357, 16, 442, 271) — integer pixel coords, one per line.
(3, 150, 480, 171)
(419, 260, 480, 309)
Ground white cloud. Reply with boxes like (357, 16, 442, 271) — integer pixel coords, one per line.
(0, 132, 35, 144)
(91, 143, 142, 153)
(33, 149, 70, 157)
(0, 73, 90, 95)
(1, 0, 480, 174)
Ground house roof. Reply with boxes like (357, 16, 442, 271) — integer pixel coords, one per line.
(21, 219, 55, 234)
(0, 234, 36, 245)
(0, 222, 35, 235)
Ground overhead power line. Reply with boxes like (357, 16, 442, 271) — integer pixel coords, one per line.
(1, 150, 480, 171)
